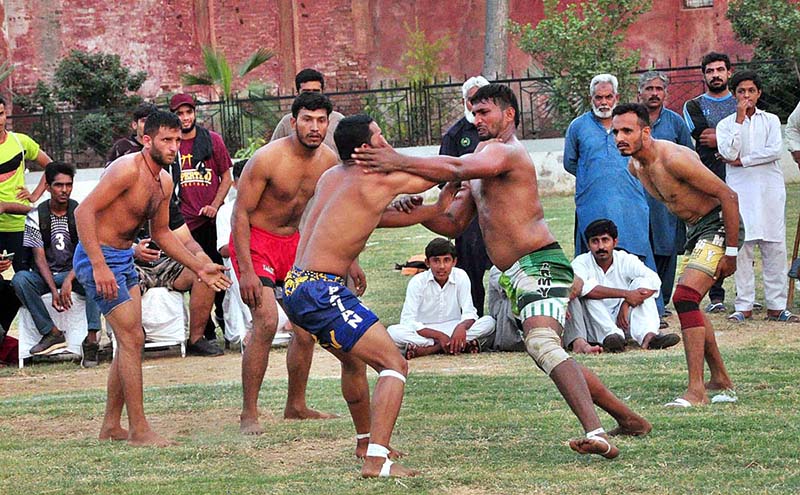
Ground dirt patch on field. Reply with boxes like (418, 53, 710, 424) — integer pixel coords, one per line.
(2, 313, 797, 401)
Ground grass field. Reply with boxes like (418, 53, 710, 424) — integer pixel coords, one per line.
(1, 186, 800, 494)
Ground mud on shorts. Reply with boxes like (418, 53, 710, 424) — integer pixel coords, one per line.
(135, 257, 185, 291)
(229, 226, 300, 288)
(682, 205, 745, 277)
(498, 242, 574, 331)
(283, 267, 379, 352)
(73, 242, 139, 316)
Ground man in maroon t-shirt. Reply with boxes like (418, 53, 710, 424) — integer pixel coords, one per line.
(170, 93, 233, 342)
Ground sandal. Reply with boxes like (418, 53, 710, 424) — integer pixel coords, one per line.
(727, 311, 749, 323)
(766, 310, 800, 323)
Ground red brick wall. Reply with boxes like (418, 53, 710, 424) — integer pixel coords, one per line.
(2, 0, 753, 100)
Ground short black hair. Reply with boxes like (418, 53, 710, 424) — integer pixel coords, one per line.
(469, 83, 520, 127)
(132, 102, 159, 121)
(233, 159, 246, 181)
(144, 110, 181, 137)
(701, 52, 731, 73)
(44, 161, 76, 185)
(584, 218, 618, 241)
(729, 70, 761, 92)
(425, 237, 457, 259)
(611, 103, 650, 127)
(291, 92, 333, 118)
(295, 68, 325, 91)
(334, 114, 374, 161)
(0, 95, 5, 107)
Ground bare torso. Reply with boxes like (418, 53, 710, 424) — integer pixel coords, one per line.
(94, 153, 169, 249)
(469, 137, 556, 270)
(628, 140, 721, 225)
(242, 138, 338, 235)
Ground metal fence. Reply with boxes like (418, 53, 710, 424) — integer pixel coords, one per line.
(8, 59, 798, 168)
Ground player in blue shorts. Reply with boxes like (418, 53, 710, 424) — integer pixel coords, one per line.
(74, 111, 229, 447)
(283, 114, 456, 478)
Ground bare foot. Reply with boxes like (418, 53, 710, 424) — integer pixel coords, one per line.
(405, 343, 441, 359)
(127, 429, 177, 447)
(284, 406, 339, 420)
(355, 441, 405, 460)
(465, 339, 481, 354)
(362, 458, 419, 478)
(98, 425, 128, 441)
(240, 416, 264, 435)
(572, 339, 602, 354)
(705, 380, 734, 391)
(679, 390, 711, 406)
(608, 416, 652, 437)
(569, 434, 619, 459)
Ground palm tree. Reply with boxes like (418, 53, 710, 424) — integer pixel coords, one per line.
(181, 46, 273, 99)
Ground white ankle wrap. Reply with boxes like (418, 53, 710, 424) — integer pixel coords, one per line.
(378, 369, 406, 383)
(586, 427, 605, 438)
(355, 432, 370, 440)
(366, 443, 390, 458)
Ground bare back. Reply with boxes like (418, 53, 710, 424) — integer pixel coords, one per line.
(84, 153, 169, 249)
(296, 165, 434, 278)
(238, 137, 338, 235)
(468, 136, 556, 270)
(628, 140, 722, 224)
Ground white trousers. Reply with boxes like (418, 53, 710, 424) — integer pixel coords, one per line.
(563, 279, 660, 346)
(734, 239, 788, 311)
(387, 316, 496, 348)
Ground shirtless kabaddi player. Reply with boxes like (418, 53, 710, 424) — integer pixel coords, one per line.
(281, 114, 456, 477)
(611, 103, 740, 407)
(73, 111, 230, 446)
(353, 84, 651, 458)
(232, 92, 359, 435)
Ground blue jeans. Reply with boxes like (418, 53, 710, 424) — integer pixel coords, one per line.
(11, 269, 102, 335)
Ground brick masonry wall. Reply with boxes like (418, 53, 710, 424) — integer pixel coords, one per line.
(3, 0, 752, 100)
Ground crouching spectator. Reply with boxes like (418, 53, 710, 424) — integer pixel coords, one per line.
(11, 162, 102, 366)
(387, 238, 495, 359)
(564, 219, 680, 353)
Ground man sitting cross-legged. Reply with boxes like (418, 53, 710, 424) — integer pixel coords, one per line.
(564, 218, 680, 354)
(387, 237, 495, 359)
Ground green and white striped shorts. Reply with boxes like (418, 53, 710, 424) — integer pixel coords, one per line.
(498, 243, 573, 329)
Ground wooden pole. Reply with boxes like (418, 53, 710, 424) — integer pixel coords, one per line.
(788, 212, 800, 309)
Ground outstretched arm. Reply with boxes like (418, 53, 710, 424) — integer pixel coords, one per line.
(378, 181, 460, 228)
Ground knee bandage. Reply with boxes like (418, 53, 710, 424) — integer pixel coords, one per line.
(524, 327, 570, 376)
(672, 284, 704, 329)
(378, 369, 406, 383)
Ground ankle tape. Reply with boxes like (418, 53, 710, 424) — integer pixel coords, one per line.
(355, 433, 370, 440)
(586, 427, 605, 438)
(378, 369, 406, 383)
(366, 443, 390, 458)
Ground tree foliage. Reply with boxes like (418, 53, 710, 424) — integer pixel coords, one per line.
(511, 0, 652, 129)
(399, 19, 449, 85)
(181, 46, 273, 99)
(726, 0, 800, 119)
(53, 50, 145, 110)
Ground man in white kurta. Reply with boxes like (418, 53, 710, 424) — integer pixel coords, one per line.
(786, 100, 800, 167)
(564, 219, 680, 353)
(387, 238, 495, 359)
(716, 70, 798, 322)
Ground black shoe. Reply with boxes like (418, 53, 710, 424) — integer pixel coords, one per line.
(81, 337, 99, 368)
(187, 337, 224, 357)
(602, 334, 626, 353)
(30, 331, 67, 355)
(648, 333, 681, 350)
(659, 318, 669, 329)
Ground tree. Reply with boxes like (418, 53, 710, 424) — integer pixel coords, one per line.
(53, 50, 145, 110)
(511, 0, 652, 129)
(399, 19, 449, 85)
(483, 0, 509, 78)
(181, 46, 273, 99)
(726, 0, 800, 119)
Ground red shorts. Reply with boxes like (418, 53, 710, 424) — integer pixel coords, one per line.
(229, 226, 300, 287)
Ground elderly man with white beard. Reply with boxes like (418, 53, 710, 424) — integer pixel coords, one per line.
(564, 74, 655, 276)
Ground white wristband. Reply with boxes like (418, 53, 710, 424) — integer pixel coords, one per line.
(725, 246, 738, 257)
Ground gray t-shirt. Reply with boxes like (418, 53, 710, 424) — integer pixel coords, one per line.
(23, 209, 75, 273)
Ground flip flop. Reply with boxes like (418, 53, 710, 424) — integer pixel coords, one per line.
(664, 397, 693, 408)
(727, 311, 749, 323)
(711, 390, 738, 403)
(766, 310, 800, 323)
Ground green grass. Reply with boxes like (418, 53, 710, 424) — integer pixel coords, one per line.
(2, 185, 800, 494)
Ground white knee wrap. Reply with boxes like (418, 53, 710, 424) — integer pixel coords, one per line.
(524, 327, 570, 376)
(378, 369, 406, 383)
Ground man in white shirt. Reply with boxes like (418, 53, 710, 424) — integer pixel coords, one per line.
(387, 238, 495, 359)
(717, 71, 798, 323)
(786, 99, 800, 167)
(564, 219, 681, 353)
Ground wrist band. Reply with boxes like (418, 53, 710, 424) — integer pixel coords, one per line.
(725, 246, 738, 257)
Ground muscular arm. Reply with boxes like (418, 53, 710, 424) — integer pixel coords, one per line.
(378, 181, 459, 228)
(352, 142, 514, 183)
(231, 153, 269, 306)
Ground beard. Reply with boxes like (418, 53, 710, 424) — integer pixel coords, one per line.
(181, 121, 196, 134)
(706, 78, 727, 93)
(297, 132, 322, 150)
(149, 148, 176, 167)
(592, 102, 614, 119)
